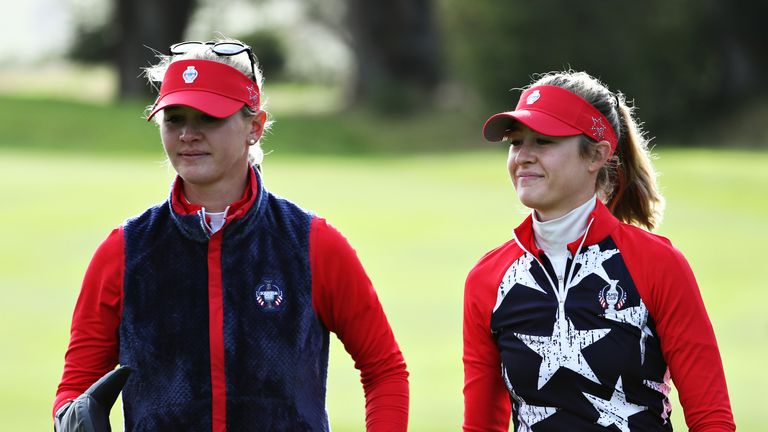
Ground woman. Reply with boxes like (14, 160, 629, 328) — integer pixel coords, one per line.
(54, 39, 409, 431)
(463, 71, 734, 431)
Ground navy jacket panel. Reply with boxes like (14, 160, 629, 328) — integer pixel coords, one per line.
(120, 203, 214, 431)
(221, 192, 330, 431)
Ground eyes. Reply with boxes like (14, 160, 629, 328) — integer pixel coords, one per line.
(163, 114, 184, 125)
(507, 135, 555, 147)
(163, 112, 222, 126)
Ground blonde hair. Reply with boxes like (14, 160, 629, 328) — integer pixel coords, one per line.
(144, 38, 270, 167)
(529, 70, 665, 230)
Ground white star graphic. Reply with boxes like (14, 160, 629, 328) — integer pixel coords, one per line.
(583, 376, 647, 432)
(643, 369, 672, 424)
(494, 253, 547, 312)
(569, 245, 620, 287)
(603, 300, 655, 364)
(502, 367, 558, 431)
(514, 310, 610, 389)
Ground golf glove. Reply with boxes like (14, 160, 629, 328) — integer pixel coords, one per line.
(54, 366, 132, 432)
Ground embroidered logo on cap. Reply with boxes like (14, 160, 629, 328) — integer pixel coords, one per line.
(247, 84, 259, 108)
(255, 280, 284, 312)
(526, 90, 541, 105)
(591, 117, 607, 140)
(182, 66, 199, 84)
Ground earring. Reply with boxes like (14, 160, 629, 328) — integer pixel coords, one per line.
(249, 139, 256, 145)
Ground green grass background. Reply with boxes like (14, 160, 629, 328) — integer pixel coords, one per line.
(0, 92, 765, 431)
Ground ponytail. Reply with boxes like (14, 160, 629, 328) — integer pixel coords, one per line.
(531, 71, 665, 230)
(607, 96, 665, 230)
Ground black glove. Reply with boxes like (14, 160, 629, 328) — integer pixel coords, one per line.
(54, 366, 132, 432)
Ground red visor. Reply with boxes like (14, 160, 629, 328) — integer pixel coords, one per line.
(483, 85, 617, 153)
(147, 59, 260, 120)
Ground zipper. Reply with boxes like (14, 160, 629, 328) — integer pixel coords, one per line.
(197, 205, 232, 237)
(512, 216, 595, 306)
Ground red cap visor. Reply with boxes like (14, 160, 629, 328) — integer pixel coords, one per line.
(482, 85, 617, 153)
(147, 59, 259, 120)
(149, 90, 246, 119)
(484, 110, 583, 141)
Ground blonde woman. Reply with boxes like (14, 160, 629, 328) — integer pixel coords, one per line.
(54, 39, 409, 431)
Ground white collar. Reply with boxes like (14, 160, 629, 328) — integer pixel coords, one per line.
(532, 195, 597, 257)
(200, 207, 230, 234)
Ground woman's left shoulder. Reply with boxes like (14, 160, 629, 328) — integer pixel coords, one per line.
(612, 222, 688, 263)
(308, 216, 358, 256)
(615, 222, 672, 247)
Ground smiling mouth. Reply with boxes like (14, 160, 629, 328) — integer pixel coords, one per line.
(516, 174, 543, 185)
(179, 151, 210, 157)
(517, 173, 542, 180)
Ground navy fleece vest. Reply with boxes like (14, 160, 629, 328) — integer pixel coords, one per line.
(119, 169, 330, 431)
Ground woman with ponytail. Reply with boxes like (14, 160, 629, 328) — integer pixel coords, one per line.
(462, 71, 734, 431)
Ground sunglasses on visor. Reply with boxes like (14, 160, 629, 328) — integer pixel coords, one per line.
(169, 41, 257, 83)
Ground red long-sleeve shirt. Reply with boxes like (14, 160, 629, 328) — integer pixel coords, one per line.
(463, 201, 734, 431)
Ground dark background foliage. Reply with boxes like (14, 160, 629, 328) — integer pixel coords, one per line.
(66, 0, 767, 146)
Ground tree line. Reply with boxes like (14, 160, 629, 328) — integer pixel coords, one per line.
(69, 0, 767, 144)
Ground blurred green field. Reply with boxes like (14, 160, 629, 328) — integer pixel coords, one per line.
(0, 94, 766, 431)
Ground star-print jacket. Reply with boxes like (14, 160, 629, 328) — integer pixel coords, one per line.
(463, 200, 734, 431)
(55, 165, 409, 431)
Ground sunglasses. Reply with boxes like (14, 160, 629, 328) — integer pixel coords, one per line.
(169, 41, 257, 82)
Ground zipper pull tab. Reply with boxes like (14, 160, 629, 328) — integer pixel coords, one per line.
(557, 274, 566, 293)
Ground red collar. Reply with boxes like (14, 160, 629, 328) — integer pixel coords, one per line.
(170, 166, 259, 220)
(514, 199, 620, 257)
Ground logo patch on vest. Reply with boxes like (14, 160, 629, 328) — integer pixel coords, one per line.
(598, 280, 626, 311)
(255, 280, 284, 311)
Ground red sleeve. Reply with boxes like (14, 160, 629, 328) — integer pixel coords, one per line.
(618, 229, 735, 432)
(53, 228, 124, 416)
(309, 217, 409, 431)
(462, 244, 515, 432)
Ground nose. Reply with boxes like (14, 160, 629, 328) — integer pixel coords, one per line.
(179, 123, 202, 143)
(513, 140, 535, 165)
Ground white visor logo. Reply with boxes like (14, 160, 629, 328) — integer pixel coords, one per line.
(182, 66, 198, 84)
(526, 90, 541, 105)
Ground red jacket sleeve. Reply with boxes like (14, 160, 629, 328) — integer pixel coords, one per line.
(462, 244, 515, 432)
(310, 217, 409, 431)
(53, 228, 124, 416)
(618, 228, 735, 432)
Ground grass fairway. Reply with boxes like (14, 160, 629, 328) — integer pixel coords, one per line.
(0, 146, 765, 430)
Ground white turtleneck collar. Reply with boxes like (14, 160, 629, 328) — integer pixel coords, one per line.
(532, 195, 597, 279)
